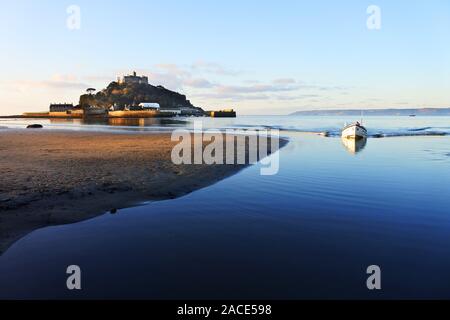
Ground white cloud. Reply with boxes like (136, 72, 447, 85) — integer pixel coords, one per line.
(3, 77, 90, 91)
(191, 60, 241, 75)
(216, 83, 299, 94)
(183, 78, 215, 88)
(273, 78, 296, 85)
(155, 63, 191, 77)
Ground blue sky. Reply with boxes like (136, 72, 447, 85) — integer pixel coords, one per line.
(0, 0, 449, 115)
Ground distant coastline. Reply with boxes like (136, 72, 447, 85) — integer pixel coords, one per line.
(290, 107, 450, 116)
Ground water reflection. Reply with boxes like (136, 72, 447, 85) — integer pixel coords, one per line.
(49, 117, 188, 127)
(341, 137, 367, 154)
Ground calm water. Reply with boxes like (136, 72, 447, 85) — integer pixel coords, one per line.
(0, 116, 449, 299)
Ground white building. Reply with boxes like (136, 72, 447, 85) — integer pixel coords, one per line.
(139, 103, 160, 110)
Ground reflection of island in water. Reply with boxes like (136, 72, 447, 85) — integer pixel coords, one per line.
(341, 137, 367, 154)
(49, 117, 188, 127)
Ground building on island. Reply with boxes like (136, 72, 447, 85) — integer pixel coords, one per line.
(160, 108, 182, 115)
(118, 71, 149, 85)
(49, 103, 74, 112)
(206, 109, 237, 118)
(67, 107, 84, 116)
(139, 103, 160, 110)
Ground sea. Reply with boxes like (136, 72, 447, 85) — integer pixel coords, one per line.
(0, 115, 449, 299)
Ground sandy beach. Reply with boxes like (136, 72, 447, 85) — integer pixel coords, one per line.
(0, 129, 285, 254)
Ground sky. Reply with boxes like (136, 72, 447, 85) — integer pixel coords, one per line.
(0, 0, 449, 115)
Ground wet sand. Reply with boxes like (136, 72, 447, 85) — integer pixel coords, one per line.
(0, 129, 285, 254)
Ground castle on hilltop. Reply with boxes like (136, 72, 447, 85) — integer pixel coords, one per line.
(118, 71, 148, 85)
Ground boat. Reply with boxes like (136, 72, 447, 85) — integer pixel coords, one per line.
(341, 122, 368, 139)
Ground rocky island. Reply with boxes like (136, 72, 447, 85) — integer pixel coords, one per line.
(79, 72, 204, 116)
(15, 72, 205, 118)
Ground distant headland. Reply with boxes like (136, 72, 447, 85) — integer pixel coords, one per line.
(290, 107, 450, 116)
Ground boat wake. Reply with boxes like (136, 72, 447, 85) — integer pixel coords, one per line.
(227, 124, 450, 138)
(370, 131, 448, 138)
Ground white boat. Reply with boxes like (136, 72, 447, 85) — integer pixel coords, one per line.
(341, 122, 368, 139)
